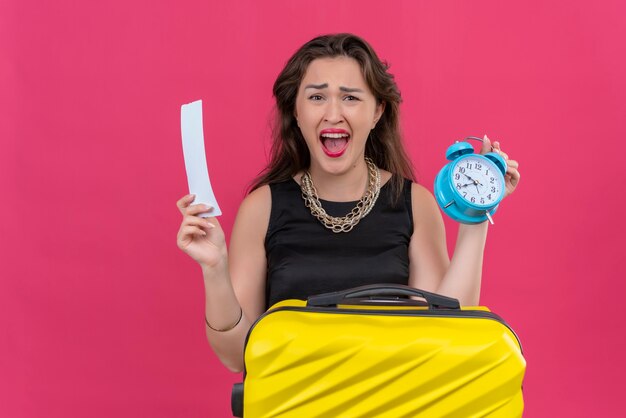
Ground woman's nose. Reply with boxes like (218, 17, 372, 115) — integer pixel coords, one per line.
(323, 99, 344, 123)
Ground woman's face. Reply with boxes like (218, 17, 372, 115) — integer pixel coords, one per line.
(294, 56, 384, 177)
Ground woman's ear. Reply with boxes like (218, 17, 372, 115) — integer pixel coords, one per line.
(373, 101, 385, 129)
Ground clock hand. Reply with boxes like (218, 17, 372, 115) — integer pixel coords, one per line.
(465, 174, 483, 187)
(462, 172, 484, 191)
(464, 173, 484, 186)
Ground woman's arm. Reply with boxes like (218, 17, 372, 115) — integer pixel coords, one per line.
(408, 136, 519, 306)
(177, 185, 270, 372)
(408, 183, 489, 306)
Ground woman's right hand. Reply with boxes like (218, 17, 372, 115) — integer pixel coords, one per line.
(176, 194, 227, 269)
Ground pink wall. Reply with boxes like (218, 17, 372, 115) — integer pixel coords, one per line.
(1, 0, 624, 416)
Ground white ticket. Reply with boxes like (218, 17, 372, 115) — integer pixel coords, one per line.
(180, 100, 222, 217)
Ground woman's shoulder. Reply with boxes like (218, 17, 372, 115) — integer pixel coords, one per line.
(239, 177, 301, 217)
(238, 184, 272, 221)
(409, 181, 432, 198)
(408, 181, 442, 229)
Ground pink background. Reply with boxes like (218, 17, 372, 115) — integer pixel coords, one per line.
(1, 0, 624, 416)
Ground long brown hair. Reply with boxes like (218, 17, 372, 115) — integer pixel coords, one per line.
(251, 33, 415, 201)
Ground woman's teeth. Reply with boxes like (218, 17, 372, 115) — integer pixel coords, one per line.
(320, 133, 349, 139)
(320, 133, 349, 154)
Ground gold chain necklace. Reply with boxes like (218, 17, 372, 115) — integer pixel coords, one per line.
(300, 158, 381, 233)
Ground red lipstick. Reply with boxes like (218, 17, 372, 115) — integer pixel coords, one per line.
(319, 129, 350, 158)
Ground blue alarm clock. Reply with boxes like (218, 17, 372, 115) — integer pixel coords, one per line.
(434, 136, 508, 224)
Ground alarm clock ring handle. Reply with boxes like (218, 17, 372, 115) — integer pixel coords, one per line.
(462, 135, 497, 153)
(463, 136, 508, 176)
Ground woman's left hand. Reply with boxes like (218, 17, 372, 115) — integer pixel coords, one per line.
(480, 135, 520, 198)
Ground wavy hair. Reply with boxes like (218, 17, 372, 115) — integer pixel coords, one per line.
(251, 33, 414, 201)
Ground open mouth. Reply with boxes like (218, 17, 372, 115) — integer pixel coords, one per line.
(320, 131, 350, 157)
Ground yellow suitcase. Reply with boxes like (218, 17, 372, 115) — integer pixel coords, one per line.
(232, 284, 525, 417)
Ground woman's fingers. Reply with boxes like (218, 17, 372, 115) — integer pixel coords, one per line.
(480, 135, 492, 155)
(482, 137, 520, 196)
(177, 226, 208, 249)
(175, 195, 226, 268)
(483, 136, 516, 170)
(177, 195, 215, 218)
(177, 218, 219, 242)
(188, 204, 214, 217)
(507, 166, 521, 185)
(183, 215, 215, 230)
(482, 135, 509, 161)
(179, 225, 207, 237)
(491, 141, 509, 160)
(506, 159, 519, 170)
(176, 194, 196, 214)
(503, 166, 521, 197)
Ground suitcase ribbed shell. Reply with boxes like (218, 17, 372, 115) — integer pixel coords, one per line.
(242, 301, 524, 417)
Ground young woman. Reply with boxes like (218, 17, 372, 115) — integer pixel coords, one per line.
(176, 33, 520, 372)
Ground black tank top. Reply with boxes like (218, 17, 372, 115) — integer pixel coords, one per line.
(264, 177, 413, 309)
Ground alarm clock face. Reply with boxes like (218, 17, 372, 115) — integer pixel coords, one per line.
(451, 156, 504, 206)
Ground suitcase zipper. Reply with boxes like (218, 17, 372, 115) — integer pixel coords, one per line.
(251, 306, 523, 354)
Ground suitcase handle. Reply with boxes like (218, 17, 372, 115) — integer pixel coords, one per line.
(307, 284, 460, 309)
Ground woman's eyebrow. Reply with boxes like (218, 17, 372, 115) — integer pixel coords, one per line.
(303, 84, 364, 93)
(304, 83, 328, 90)
(339, 86, 364, 93)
